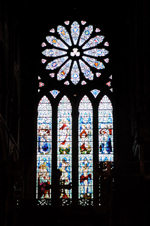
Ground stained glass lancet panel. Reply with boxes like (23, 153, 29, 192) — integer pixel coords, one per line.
(78, 96, 93, 205)
(36, 96, 52, 201)
(57, 96, 72, 202)
(98, 95, 113, 162)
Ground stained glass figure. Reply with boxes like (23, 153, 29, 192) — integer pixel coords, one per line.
(98, 96, 113, 162)
(41, 21, 109, 85)
(78, 96, 93, 203)
(36, 96, 52, 200)
(57, 96, 72, 201)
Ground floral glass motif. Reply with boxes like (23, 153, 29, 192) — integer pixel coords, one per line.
(98, 95, 113, 162)
(78, 96, 93, 203)
(41, 21, 109, 85)
(57, 96, 72, 200)
(36, 96, 52, 200)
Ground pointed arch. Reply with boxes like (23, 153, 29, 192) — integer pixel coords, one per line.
(98, 95, 113, 162)
(78, 96, 93, 204)
(57, 96, 72, 200)
(36, 96, 52, 200)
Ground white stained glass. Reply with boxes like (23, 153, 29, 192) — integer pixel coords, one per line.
(46, 36, 68, 49)
(71, 61, 80, 85)
(42, 21, 109, 85)
(57, 25, 72, 46)
(78, 96, 93, 201)
(37, 96, 52, 200)
(46, 56, 68, 70)
(82, 36, 104, 49)
(42, 49, 67, 57)
(71, 21, 80, 45)
(57, 96, 72, 199)
(79, 25, 93, 46)
(98, 95, 113, 162)
(57, 60, 72, 80)
(83, 48, 109, 57)
(79, 60, 94, 80)
(82, 56, 105, 70)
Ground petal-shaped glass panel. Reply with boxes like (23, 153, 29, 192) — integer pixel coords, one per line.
(57, 25, 72, 46)
(83, 48, 109, 57)
(57, 60, 72, 80)
(71, 61, 80, 85)
(46, 56, 68, 70)
(42, 48, 67, 57)
(82, 56, 105, 70)
(98, 95, 113, 162)
(57, 96, 72, 200)
(79, 59, 94, 80)
(78, 96, 93, 202)
(46, 36, 68, 49)
(71, 21, 80, 45)
(79, 25, 93, 46)
(37, 96, 52, 200)
(82, 35, 104, 49)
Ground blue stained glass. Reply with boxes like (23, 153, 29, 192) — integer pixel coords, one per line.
(98, 96, 113, 162)
(82, 56, 105, 70)
(71, 21, 80, 45)
(79, 60, 94, 80)
(91, 89, 100, 98)
(71, 61, 80, 84)
(57, 60, 72, 80)
(79, 25, 93, 46)
(78, 96, 93, 202)
(57, 96, 72, 200)
(46, 56, 68, 70)
(82, 35, 104, 49)
(57, 25, 72, 46)
(50, 90, 60, 98)
(46, 36, 68, 49)
(42, 48, 67, 57)
(83, 48, 109, 57)
(37, 96, 52, 200)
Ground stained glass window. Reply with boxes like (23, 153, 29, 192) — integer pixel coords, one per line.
(98, 95, 113, 162)
(57, 96, 72, 202)
(37, 19, 114, 207)
(36, 96, 52, 200)
(41, 20, 109, 85)
(78, 96, 93, 205)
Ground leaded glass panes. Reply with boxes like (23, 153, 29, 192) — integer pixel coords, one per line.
(98, 95, 113, 162)
(78, 96, 93, 204)
(57, 96, 72, 201)
(41, 20, 109, 85)
(37, 19, 114, 207)
(36, 96, 52, 200)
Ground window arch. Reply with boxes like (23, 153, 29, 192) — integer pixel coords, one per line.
(57, 96, 72, 200)
(98, 95, 113, 162)
(36, 19, 114, 207)
(78, 96, 93, 205)
(36, 96, 52, 200)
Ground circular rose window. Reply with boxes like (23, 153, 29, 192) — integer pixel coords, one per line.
(41, 20, 109, 85)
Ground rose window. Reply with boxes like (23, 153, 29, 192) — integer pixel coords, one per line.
(41, 20, 109, 85)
